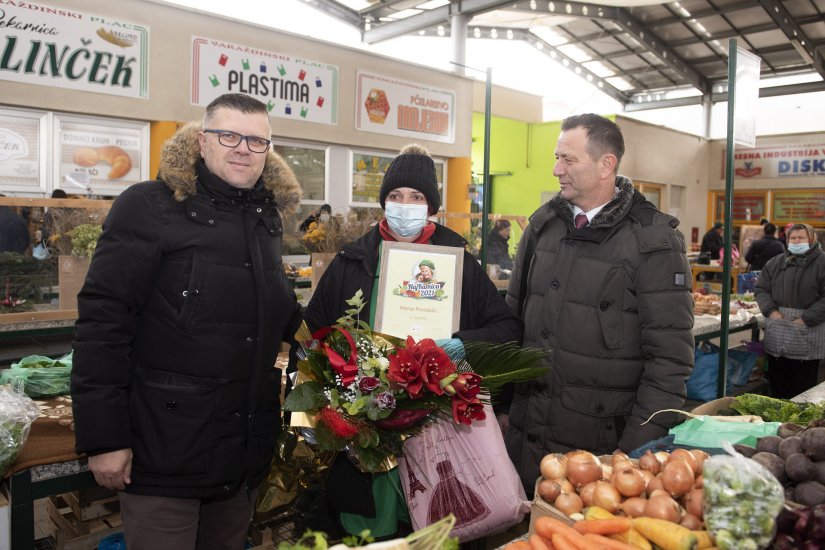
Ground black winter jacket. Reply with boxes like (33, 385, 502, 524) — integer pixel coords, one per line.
(71, 123, 303, 498)
(504, 177, 694, 494)
(745, 236, 785, 271)
(486, 229, 513, 271)
(755, 245, 825, 326)
(305, 223, 522, 344)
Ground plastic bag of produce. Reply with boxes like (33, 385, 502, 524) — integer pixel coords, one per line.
(0, 380, 41, 477)
(703, 441, 785, 549)
(399, 404, 529, 542)
(0, 352, 72, 397)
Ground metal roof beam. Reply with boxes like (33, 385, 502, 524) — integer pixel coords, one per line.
(512, 1, 709, 93)
(623, 80, 825, 111)
(362, 0, 515, 44)
(756, 0, 825, 80)
(302, 0, 363, 29)
(613, 9, 710, 94)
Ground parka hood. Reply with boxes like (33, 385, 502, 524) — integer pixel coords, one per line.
(157, 121, 302, 217)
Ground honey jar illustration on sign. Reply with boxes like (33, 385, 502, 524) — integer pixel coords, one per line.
(364, 89, 390, 124)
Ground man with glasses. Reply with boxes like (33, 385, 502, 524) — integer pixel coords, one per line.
(71, 93, 303, 549)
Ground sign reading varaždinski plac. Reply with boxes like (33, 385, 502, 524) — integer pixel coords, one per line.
(0, 1, 149, 98)
(191, 36, 339, 125)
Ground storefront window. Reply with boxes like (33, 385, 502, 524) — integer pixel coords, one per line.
(350, 150, 446, 209)
(773, 190, 825, 225)
(713, 191, 767, 223)
(272, 143, 326, 201)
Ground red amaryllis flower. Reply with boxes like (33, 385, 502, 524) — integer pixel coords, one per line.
(451, 398, 486, 425)
(450, 372, 483, 402)
(374, 408, 432, 431)
(318, 406, 359, 439)
(417, 342, 456, 396)
(387, 347, 424, 399)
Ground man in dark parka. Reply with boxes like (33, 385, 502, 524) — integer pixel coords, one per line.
(503, 114, 694, 495)
(71, 94, 303, 549)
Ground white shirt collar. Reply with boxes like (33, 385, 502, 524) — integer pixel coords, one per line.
(569, 187, 620, 224)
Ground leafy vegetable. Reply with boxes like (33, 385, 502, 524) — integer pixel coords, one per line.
(731, 393, 825, 426)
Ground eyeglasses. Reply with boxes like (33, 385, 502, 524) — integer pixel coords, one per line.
(203, 129, 271, 153)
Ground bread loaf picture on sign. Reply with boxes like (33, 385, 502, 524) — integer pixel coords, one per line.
(72, 145, 132, 179)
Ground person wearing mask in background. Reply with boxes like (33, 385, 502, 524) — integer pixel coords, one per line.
(701, 222, 724, 260)
(487, 219, 513, 279)
(755, 223, 825, 399)
(71, 93, 303, 550)
(303, 143, 522, 538)
(299, 203, 331, 232)
(745, 222, 785, 271)
(42, 188, 68, 244)
(502, 114, 694, 496)
(0, 195, 30, 254)
(778, 222, 794, 248)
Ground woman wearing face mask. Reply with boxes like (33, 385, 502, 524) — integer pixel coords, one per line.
(301, 144, 522, 539)
(299, 203, 332, 232)
(755, 223, 825, 398)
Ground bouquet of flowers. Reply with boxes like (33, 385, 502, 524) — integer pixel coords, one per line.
(284, 291, 546, 472)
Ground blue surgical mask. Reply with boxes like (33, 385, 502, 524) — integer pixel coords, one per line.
(788, 243, 810, 255)
(385, 202, 429, 237)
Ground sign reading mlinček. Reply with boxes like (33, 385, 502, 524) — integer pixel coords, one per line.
(0, 1, 149, 98)
(355, 72, 456, 144)
(191, 36, 338, 125)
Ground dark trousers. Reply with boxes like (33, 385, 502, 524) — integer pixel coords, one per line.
(767, 354, 820, 399)
(119, 487, 257, 550)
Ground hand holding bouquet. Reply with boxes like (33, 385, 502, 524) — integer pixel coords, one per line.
(285, 291, 545, 472)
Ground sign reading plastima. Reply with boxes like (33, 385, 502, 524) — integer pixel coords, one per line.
(0, 1, 149, 98)
(355, 72, 455, 144)
(191, 36, 338, 125)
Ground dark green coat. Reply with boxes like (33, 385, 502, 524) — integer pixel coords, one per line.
(504, 177, 694, 493)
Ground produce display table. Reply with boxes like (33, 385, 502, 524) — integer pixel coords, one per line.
(3, 355, 290, 550)
(692, 311, 764, 344)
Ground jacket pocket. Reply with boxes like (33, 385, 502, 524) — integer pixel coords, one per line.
(597, 267, 625, 350)
(178, 253, 207, 331)
(129, 367, 227, 478)
(561, 383, 636, 418)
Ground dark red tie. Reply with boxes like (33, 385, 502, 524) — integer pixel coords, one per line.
(574, 213, 588, 229)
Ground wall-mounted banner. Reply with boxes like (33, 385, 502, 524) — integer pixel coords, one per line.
(56, 115, 148, 196)
(0, 110, 44, 193)
(0, 1, 149, 98)
(191, 36, 338, 125)
(725, 144, 825, 179)
(355, 72, 455, 144)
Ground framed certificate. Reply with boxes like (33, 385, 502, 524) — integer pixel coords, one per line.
(374, 241, 463, 340)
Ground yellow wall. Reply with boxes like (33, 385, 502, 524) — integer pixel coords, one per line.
(149, 122, 180, 180)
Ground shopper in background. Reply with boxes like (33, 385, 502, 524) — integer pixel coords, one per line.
(755, 223, 825, 399)
(486, 219, 514, 279)
(745, 222, 786, 271)
(503, 114, 694, 495)
(0, 195, 30, 254)
(71, 93, 303, 550)
(299, 203, 331, 232)
(303, 143, 522, 538)
(778, 222, 794, 248)
(700, 221, 724, 260)
(42, 188, 68, 243)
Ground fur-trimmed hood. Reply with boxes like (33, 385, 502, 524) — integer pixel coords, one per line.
(157, 122, 302, 217)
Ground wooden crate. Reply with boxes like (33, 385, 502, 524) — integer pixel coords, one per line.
(62, 488, 119, 522)
(46, 495, 122, 550)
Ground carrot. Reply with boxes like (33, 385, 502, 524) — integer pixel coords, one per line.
(583, 506, 652, 550)
(691, 531, 715, 549)
(503, 541, 533, 550)
(551, 534, 579, 550)
(632, 517, 698, 550)
(534, 516, 577, 540)
(583, 533, 639, 550)
(573, 518, 632, 535)
(529, 533, 555, 550)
